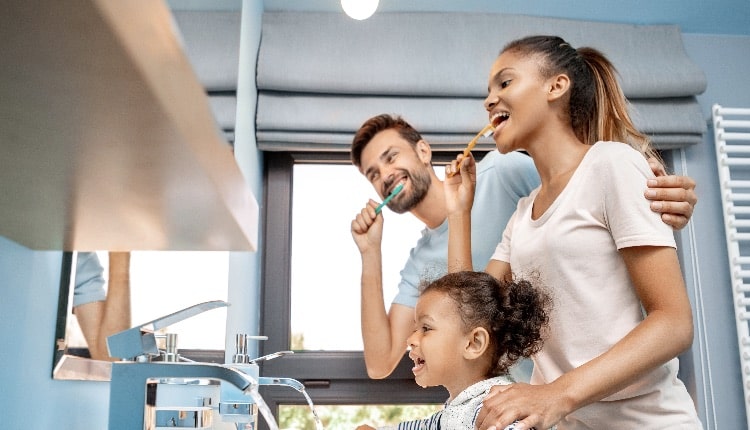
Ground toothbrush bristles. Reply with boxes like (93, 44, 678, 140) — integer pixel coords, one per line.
(462, 124, 494, 157)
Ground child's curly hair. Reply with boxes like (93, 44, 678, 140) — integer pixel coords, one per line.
(420, 271, 552, 377)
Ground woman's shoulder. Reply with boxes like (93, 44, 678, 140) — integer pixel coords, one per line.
(593, 140, 641, 154)
(588, 141, 647, 170)
(591, 141, 644, 158)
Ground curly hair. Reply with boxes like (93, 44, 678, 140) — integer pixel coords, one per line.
(420, 271, 551, 377)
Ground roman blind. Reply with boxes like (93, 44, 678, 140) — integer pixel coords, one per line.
(172, 10, 241, 144)
(256, 12, 707, 152)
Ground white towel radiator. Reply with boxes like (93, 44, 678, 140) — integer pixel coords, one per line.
(712, 104, 750, 428)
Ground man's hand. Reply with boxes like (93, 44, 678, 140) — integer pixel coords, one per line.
(351, 200, 384, 255)
(646, 158, 698, 230)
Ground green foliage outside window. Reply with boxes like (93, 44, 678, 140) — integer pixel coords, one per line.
(280, 404, 443, 429)
(284, 333, 442, 428)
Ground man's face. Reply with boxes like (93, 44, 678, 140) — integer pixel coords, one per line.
(358, 129, 433, 214)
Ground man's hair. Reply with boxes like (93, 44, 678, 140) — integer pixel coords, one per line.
(351, 114, 423, 168)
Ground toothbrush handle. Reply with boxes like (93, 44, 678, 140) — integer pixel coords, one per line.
(375, 184, 403, 214)
(450, 124, 493, 177)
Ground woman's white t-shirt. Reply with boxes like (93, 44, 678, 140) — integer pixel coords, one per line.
(492, 141, 701, 429)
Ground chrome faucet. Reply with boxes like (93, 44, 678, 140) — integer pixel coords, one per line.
(105, 301, 269, 429)
(219, 334, 295, 429)
(106, 300, 228, 361)
(105, 303, 314, 430)
(108, 361, 259, 429)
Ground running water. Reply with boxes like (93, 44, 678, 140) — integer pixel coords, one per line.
(255, 377, 324, 430)
(247, 387, 280, 430)
(299, 387, 324, 430)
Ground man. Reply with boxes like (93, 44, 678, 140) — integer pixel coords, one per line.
(350, 114, 697, 380)
(73, 251, 131, 360)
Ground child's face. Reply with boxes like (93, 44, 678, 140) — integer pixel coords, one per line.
(407, 290, 470, 392)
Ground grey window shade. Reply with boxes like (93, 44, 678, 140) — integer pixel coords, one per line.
(256, 12, 707, 152)
(172, 11, 241, 145)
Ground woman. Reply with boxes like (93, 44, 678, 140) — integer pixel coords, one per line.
(444, 35, 702, 429)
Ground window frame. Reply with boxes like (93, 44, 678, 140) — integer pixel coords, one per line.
(258, 151, 451, 429)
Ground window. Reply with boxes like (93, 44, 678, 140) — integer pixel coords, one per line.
(64, 251, 229, 358)
(259, 153, 446, 430)
(290, 164, 425, 351)
(118, 251, 229, 350)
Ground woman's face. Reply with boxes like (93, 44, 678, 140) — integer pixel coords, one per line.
(484, 50, 553, 154)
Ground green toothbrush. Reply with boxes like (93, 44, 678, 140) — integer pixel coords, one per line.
(375, 183, 404, 214)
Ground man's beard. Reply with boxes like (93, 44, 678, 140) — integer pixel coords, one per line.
(386, 166, 432, 214)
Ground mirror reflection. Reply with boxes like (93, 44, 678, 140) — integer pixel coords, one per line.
(71, 252, 132, 360)
(59, 251, 229, 368)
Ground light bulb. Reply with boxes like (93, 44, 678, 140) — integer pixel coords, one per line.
(341, 0, 379, 20)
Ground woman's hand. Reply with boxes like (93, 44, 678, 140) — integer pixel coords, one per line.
(476, 382, 569, 430)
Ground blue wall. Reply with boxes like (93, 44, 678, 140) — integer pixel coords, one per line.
(0, 3, 747, 429)
(0, 237, 110, 428)
(674, 33, 750, 429)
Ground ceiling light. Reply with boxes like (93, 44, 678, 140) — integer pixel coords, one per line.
(341, 0, 379, 20)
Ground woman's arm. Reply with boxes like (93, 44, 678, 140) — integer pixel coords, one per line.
(484, 259, 512, 283)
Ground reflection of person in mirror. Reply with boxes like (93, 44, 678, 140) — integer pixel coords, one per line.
(356, 271, 551, 430)
(73, 251, 131, 361)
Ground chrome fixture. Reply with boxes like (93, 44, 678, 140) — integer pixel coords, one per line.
(106, 300, 228, 361)
(108, 361, 260, 429)
(105, 302, 320, 430)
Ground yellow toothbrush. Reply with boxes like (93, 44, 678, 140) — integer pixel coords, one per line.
(448, 124, 494, 177)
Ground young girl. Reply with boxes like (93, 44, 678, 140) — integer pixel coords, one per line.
(445, 35, 702, 429)
(357, 271, 551, 430)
